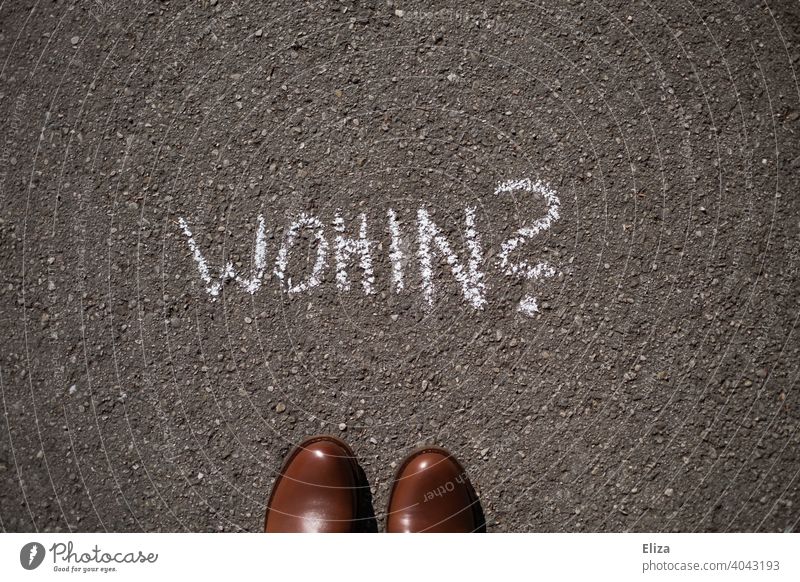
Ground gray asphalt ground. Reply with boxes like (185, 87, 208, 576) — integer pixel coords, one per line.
(1, 0, 799, 532)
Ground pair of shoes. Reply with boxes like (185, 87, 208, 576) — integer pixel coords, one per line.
(263, 435, 482, 533)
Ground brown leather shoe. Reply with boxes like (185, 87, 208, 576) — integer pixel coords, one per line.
(264, 435, 360, 532)
(386, 446, 482, 532)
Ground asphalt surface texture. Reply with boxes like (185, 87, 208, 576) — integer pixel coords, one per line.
(1, 0, 799, 533)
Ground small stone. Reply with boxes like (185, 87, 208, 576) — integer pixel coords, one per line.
(70, 36, 79, 46)
(338, 422, 347, 431)
(664, 488, 674, 497)
(275, 402, 286, 413)
(755, 368, 768, 379)
(197, 472, 204, 480)
(244, 316, 253, 324)
(68, 385, 77, 395)
(255, 28, 263, 37)
(369, 437, 377, 445)
(394, 9, 404, 17)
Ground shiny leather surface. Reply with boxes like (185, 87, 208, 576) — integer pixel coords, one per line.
(264, 436, 358, 533)
(386, 448, 479, 533)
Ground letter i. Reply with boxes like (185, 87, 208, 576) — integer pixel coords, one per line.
(387, 208, 404, 293)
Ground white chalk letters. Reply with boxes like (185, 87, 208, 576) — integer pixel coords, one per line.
(179, 178, 561, 317)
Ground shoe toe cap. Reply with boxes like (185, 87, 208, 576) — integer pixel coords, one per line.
(265, 437, 359, 532)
